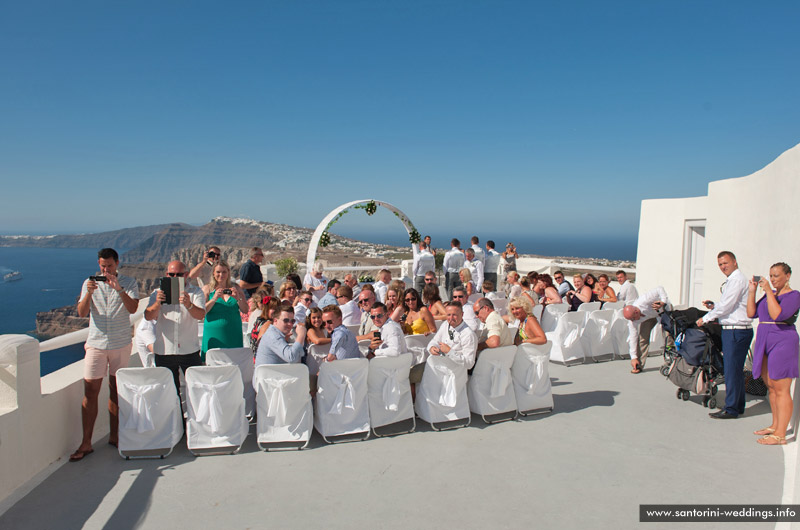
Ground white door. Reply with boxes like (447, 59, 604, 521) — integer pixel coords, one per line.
(682, 221, 705, 308)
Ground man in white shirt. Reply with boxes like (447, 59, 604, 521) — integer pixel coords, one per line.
(366, 303, 407, 358)
(451, 288, 479, 331)
(616, 270, 639, 304)
(337, 285, 361, 326)
(484, 240, 501, 292)
(413, 242, 436, 293)
(697, 251, 753, 419)
(343, 273, 361, 299)
(443, 238, 465, 296)
(144, 261, 206, 398)
(294, 290, 314, 325)
(470, 236, 485, 266)
(465, 248, 484, 292)
(303, 262, 329, 303)
(623, 286, 672, 374)
(373, 269, 391, 304)
(426, 301, 478, 369)
(355, 289, 378, 340)
(473, 298, 514, 353)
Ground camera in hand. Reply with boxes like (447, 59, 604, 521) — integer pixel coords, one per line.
(222, 288, 232, 295)
(207, 251, 218, 258)
(89, 275, 107, 282)
(753, 275, 761, 283)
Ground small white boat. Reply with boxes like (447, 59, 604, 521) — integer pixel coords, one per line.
(3, 271, 23, 282)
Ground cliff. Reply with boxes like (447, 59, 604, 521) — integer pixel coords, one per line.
(36, 305, 88, 339)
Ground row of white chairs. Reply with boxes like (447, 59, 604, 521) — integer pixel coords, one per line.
(115, 342, 554, 458)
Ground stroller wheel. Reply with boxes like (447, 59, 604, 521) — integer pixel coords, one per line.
(708, 398, 717, 409)
(702, 397, 709, 407)
(660, 365, 670, 377)
(676, 389, 683, 399)
(711, 385, 718, 396)
(682, 390, 690, 401)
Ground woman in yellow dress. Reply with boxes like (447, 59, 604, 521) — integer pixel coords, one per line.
(394, 288, 436, 335)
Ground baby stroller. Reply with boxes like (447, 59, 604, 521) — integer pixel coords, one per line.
(659, 309, 724, 409)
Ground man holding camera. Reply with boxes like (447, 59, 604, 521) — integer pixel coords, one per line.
(145, 261, 206, 398)
(71, 248, 139, 462)
(188, 246, 222, 288)
(366, 302, 407, 358)
(697, 251, 753, 419)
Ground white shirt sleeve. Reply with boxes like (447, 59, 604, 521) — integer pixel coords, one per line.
(703, 272, 746, 323)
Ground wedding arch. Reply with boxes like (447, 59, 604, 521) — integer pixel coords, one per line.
(306, 200, 420, 269)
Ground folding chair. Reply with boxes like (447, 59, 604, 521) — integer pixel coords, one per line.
(546, 311, 587, 365)
(467, 345, 518, 423)
(254, 363, 313, 450)
(540, 303, 568, 334)
(185, 365, 249, 455)
(117, 367, 183, 459)
(404, 334, 433, 366)
(367, 353, 415, 437)
(206, 347, 256, 418)
(414, 354, 470, 431)
(582, 309, 615, 362)
(314, 358, 370, 443)
(511, 342, 554, 415)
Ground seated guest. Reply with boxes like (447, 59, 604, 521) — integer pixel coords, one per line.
(322, 305, 361, 361)
(483, 280, 504, 301)
(554, 271, 574, 298)
(254, 306, 307, 369)
(337, 285, 361, 326)
(526, 271, 540, 286)
(390, 279, 407, 297)
(246, 287, 271, 335)
(294, 290, 315, 325)
(583, 273, 599, 293)
(385, 287, 402, 321)
(303, 262, 328, 302)
(424, 270, 438, 287)
(505, 271, 522, 299)
(567, 274, 597, 311)
(366, 302, 407, 359)
(508, 296, 547, 345)
(422, 283, 447, 320)
(395, 288, 436, 335)
(426, 302, 478, 369)
(279, 281, 299, 305)
(373, 269, 392, 303)
(343, 273, 361, 298)
(252, 296, 279, 353)
(355, 289, 378, 340)
(286, 273, 303, 290)
(534, 274, 563, 305)
(518, 277, 539, 306)
(317, 279, 341, 309)
(451, 287, 480, 332)
(616, 270, 639, 304)
(595, 274, 618, 305)
(305, 307, 331, 346)
(473, 298, 514, 352)
(459, 268, 475, 296)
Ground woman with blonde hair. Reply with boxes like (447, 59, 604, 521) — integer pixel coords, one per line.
(251, 296, 280, 353)
(202, 260, 248, 359)
(595, 274, 618, 304)
(508, 296, 546, 345)
(459, 268, 475, 296)
(279, 281, 299, 305)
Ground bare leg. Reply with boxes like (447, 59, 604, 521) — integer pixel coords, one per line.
(761, 359, 778, 432)
(771, 377, 793, 438)
(73, 378, 103, 457)
(108, 376, 119, 446)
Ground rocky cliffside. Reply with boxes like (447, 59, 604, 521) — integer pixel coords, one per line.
(36, 305, 88, 339)
(0, 223, 180, 249)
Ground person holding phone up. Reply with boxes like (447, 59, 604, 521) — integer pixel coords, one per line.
(366, 302, 407, 359)
(202, 260, 248, 361)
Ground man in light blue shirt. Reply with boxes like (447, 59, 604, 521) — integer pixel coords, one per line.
(322, 305, 361, 361)
(254, 307, 307, 369)
(317, 279, 340, 309)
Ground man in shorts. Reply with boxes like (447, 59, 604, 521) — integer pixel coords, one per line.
(71, 248, 139, 461)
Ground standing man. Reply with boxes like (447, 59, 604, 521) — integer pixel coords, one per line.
(443, 238, 465, 295)
(465, 248, 484, 293)
(366, 302, 407, 358)
(413, 242, 436, 293)
(622, 287, 672, 374)
(144, 261, 205, 399)
(238, 247, 264, 299)
(484, 240, 501, 291)
(697, 251, 753, 419)
(71, 248, 139, 462)
(188, 246, 222, 288)
(616, 270, 639, 304)
(423, 235, 437, 256)
(323, 305, 361, 361)
(554, 271, 574, 299)
(470, 236, 485, 266)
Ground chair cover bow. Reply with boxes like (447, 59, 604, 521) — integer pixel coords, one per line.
(488, 361, 510, 398)
(562, 322, 581, 347)
(259, 376, 299, 423)
(124, 383, 164, 433)
(380, 368, 403, 411)
(524, 354, 546, 394)
(329, 374, 355, 415)
(433, 363, 457, 407)
(191, 380, 231, 433)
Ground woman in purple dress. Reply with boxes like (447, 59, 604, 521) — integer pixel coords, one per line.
(746, 262, 800, 446)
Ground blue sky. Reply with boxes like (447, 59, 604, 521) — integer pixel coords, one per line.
(1, 1, 798, 247)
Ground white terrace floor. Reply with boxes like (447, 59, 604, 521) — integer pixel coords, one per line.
(1, 358, 787, 530)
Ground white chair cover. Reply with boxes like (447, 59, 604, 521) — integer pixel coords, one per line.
(610, 309, 631, 359)
(206, 347, 256, 418)
(404, 334, 433, 366)
(467, 345, 517, 421)
(414, 354, 470, 427)
(438, 285, 449, 302)
(346, 324, 361, 337)
(540, 303, 568, 334)
(314, 358, 370, 441)
(532, 304, 544, 321)
(254, 363, 312, 449)
(467, 294, 482, 304)
(117, 367, 183, 457)
(511, 342, 554, 414)
(492, 298, 509, 317)
(185, 365, 249, 453)
(582, 309, 615, 360)
(306, 343, 331, 375)
(602, 301, 625, 311)
(648, 322, 666, 357)
(367, 353, 415, 432)
(546, 311, 586, 365)
(577, 301, 601, 313)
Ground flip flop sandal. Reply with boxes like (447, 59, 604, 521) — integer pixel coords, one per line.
(754, 427, 776, 436)
(757, 434, 786, 446)
(69, 448, 94, 462)
(630, 367, 642, 374)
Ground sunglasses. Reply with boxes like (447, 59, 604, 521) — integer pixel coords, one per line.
(452, 295, 465, 299)
(279, 318, 293, 324)
(370, 313, 386, 320)
(323, 319, 335, 325)
(167, 272, 185, 277)
(357, 299, 370, 305)
(302, 298, 313, 303)
(404, 297, 417, 302)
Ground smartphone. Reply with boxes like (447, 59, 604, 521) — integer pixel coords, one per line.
(373, 331, 381, 339)
(753, 275, 761, 283)
(89, 275, 107, 282)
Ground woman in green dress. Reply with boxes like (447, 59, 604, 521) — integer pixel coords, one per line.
(201, 260, 249, 360)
